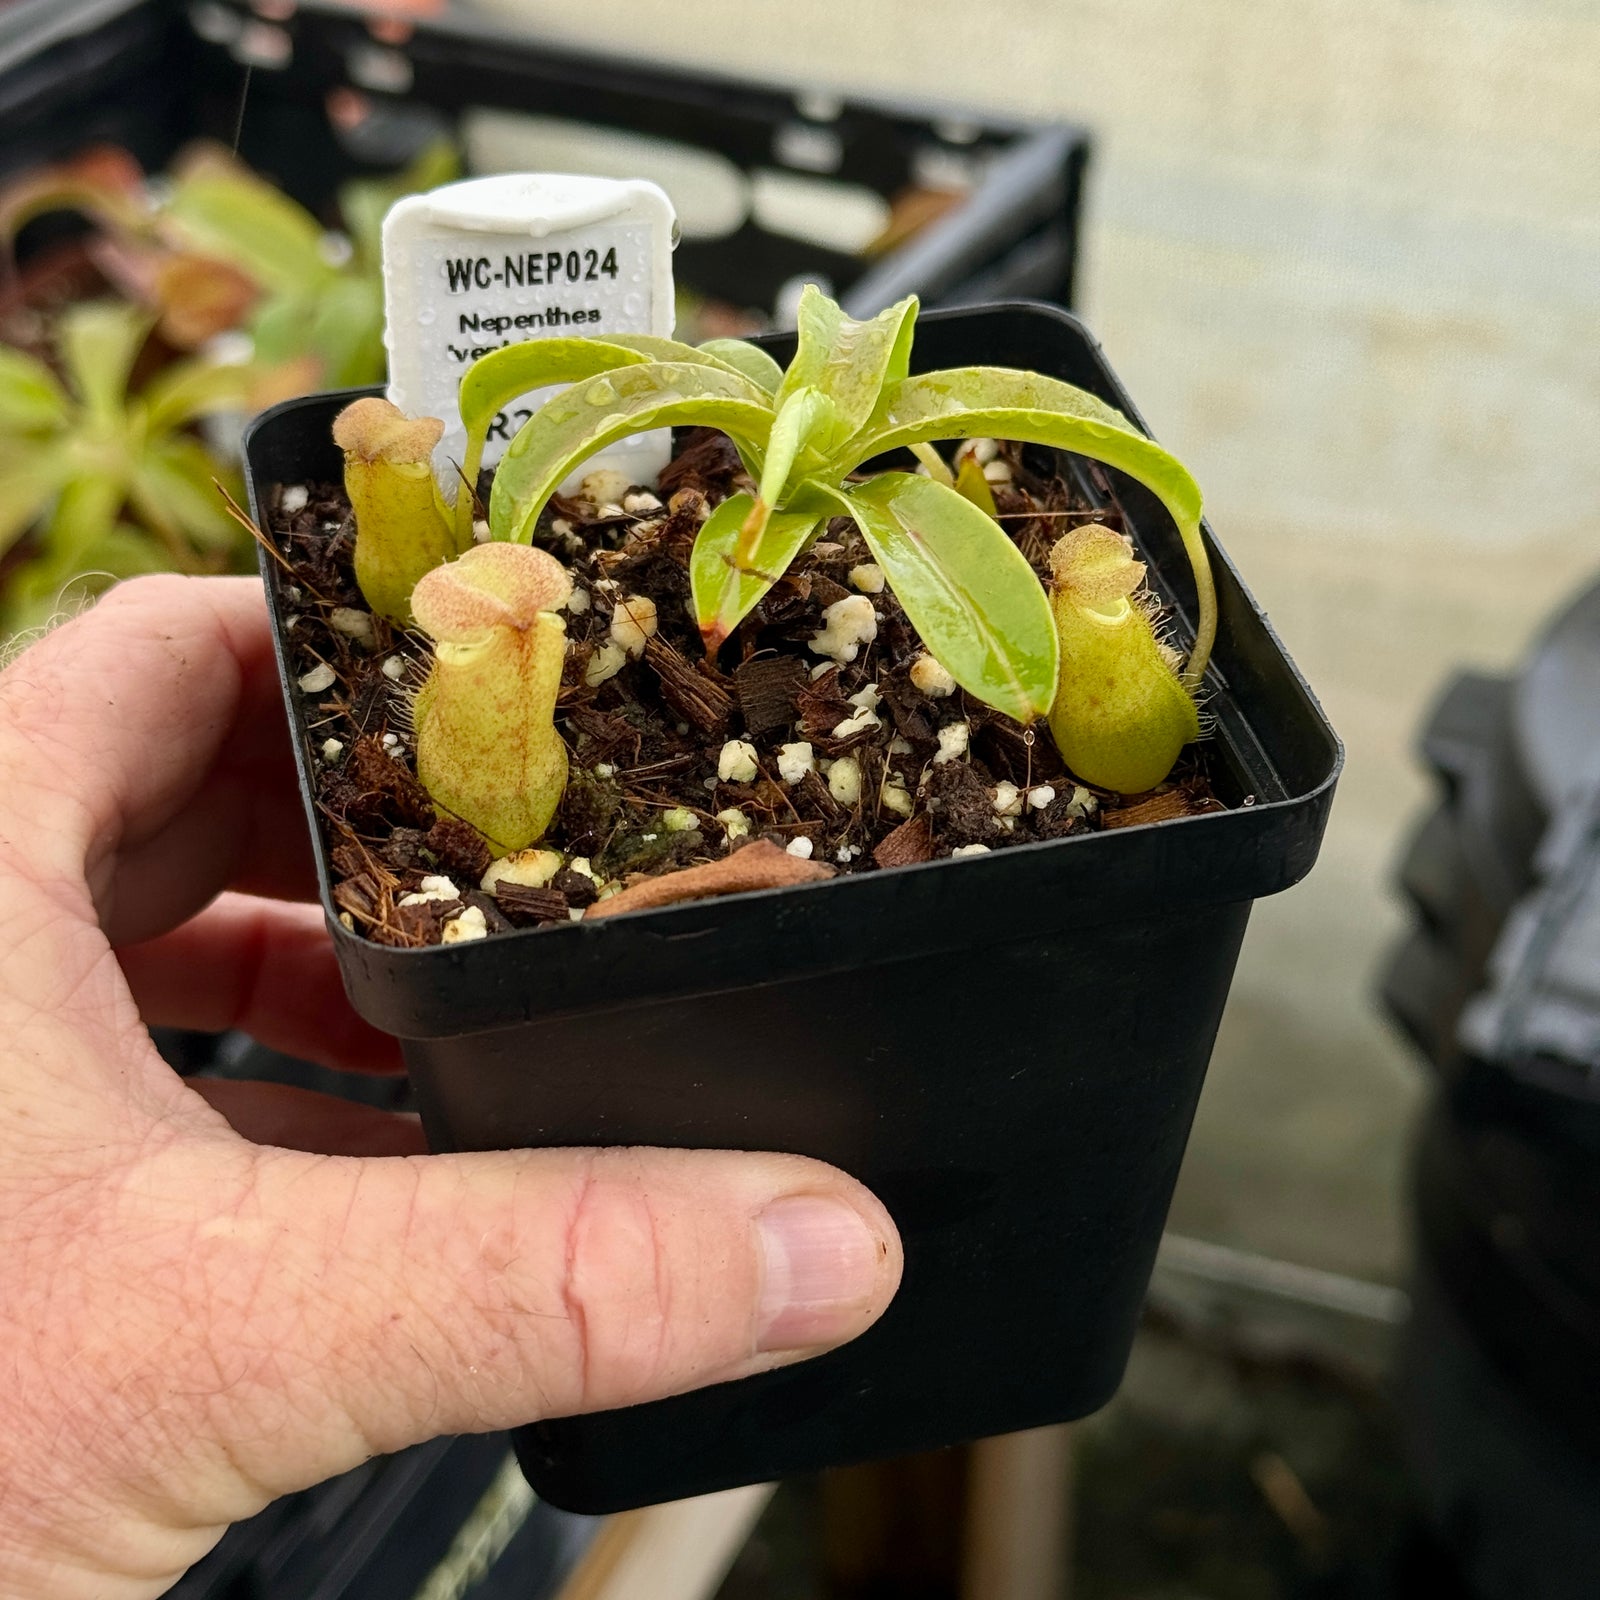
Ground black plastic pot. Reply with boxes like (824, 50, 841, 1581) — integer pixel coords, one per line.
(244, 302, 1340, 1513)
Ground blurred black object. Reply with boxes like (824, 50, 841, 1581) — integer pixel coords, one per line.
(165, 1029, 414, 1108)
(162, 1432, 602, 1598)
(1384, 575, 1600, 1600)
(1385, 576, 1600, 1136)
(0, 0, 1090, 319)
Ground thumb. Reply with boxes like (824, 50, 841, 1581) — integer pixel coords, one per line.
(170, 1141, 900, 1519)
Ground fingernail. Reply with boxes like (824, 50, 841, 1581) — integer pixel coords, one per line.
(756, 1194, 885, 1353)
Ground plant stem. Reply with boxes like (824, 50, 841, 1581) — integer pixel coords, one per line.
(908, 441, 954, 487)
(455, 436, 484, 548)
(732, 498, 771, 572)
(1177, 516, 1216, 691)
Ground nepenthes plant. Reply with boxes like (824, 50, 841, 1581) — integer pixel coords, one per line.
(342, 286, 1216, 821)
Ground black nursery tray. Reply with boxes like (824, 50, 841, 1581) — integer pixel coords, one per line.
(245, 301, 1340, 1512)
(1, 0, 1089, 320)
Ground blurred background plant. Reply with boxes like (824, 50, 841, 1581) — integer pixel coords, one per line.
(0, 138, 456, 632)
(0, 301, 251, 632)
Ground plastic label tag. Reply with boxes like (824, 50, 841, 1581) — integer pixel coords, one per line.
(382, 173, 677, 495)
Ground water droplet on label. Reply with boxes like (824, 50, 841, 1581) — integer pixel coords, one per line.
(417, 307, 435, 325)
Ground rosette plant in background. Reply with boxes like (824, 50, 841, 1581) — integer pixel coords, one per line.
(0, 141, 455, 632)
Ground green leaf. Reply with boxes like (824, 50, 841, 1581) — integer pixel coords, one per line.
(247, 293, 310, 367)
(696, 338, 783, 395)
(851, 366, 1215, 688)
(0, 555, 73, 636)
(0, 462, 123, 632)
(459, 340, 653, 446)
(305, 275, 388, 388)
(455, 338, 656, 541)
(132, 438, 241, 553)
(588, 340, 786, 476)
(775, 285, 918, 459)
(954, 453, 997, 516)
(166, 159, 335, 297)
(83, 524, 174, 579)
(489, 362, 775, 544)
(59, 302, 150, 424)
(0, 147, 151, 250)
(250, 279, 383, 385)
(36, 474, 125, 572)
(596, 333, 770, 381)
(856, 368, 1199, 524)
(826, 473, 1058, 723)
(757, 385, 838, 507)
(336, 188, 390, 281)
(0, 347, 70, 434)
(140, 357, 254, 436)
(0, 445, 73, 556)
(689, 490, 828, 646)
(775, 284, 844, 402)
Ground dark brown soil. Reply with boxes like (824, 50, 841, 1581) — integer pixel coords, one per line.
(266, 432, 1224, 946)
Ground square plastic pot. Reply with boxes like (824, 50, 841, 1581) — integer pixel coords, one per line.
(244, 301, 1341, 1513)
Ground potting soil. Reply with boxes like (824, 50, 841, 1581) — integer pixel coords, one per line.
(266, 432, 1224, 946)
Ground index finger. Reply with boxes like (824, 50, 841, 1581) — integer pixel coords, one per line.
(0, 575, 319, 944)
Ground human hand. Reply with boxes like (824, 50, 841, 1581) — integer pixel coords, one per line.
(0, 577, 901, 1598)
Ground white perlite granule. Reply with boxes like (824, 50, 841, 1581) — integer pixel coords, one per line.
(608, 594, 658, 658)
(933, 722, 970, 764)
(809, 595, 877, 663)
(584, 641, 627, 686)
(717, 739, 760, 783)
(776, 742, 815, 784)
(441, 905, 488, 943)
(827, 756, 863, 806)
(909, 653, 956, 698)
(398, 875, 460, 907)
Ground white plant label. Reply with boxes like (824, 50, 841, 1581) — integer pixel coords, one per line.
(382, 173, 677, 498)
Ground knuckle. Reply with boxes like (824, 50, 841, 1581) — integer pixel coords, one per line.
(556, 1163, 680, 1412)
